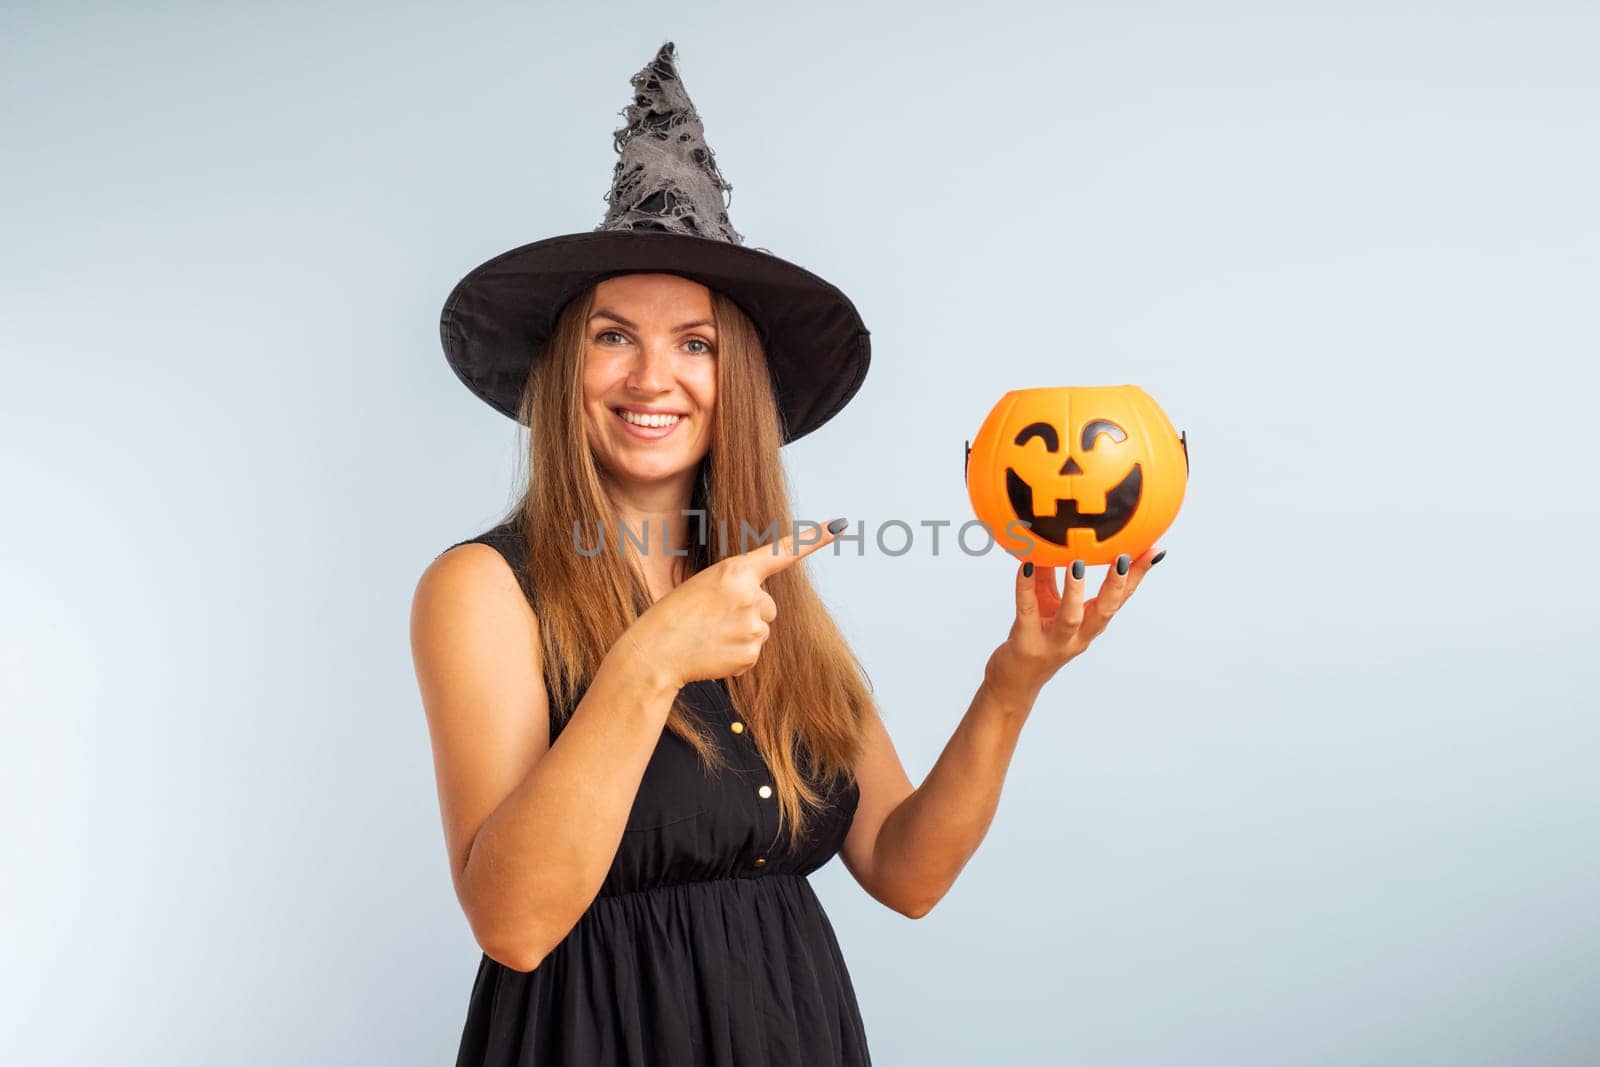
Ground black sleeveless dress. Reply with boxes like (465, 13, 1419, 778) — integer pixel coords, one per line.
(441, 523, 872, 1066)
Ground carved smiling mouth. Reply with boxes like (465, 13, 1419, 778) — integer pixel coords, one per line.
(1005, 464, 1143, 545)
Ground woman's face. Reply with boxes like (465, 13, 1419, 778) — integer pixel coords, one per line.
(581, 272, 718, 493)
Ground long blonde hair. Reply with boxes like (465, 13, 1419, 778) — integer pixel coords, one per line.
(500, 281, 874, 851)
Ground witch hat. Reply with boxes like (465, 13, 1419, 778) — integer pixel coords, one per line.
(438, 41, 870, 444)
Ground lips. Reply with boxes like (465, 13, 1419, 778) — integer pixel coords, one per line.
(615, 407, 685, 426)
(612, 407, 685, 440)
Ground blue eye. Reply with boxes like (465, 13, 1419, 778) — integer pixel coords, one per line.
(685, 338, 715, 354)
(596, 329, 628, 345)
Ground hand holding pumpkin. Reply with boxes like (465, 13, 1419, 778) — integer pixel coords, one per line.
(983, 546, 1167, 703)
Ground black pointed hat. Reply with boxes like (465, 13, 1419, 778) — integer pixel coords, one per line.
(439, 41, 870, 445)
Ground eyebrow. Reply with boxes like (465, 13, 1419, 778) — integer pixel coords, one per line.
(589, 309, 715, 333)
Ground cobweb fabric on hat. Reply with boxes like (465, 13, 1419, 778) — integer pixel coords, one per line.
(596, 41, 744, 244)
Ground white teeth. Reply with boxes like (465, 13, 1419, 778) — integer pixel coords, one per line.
(618, 409, 683, 428)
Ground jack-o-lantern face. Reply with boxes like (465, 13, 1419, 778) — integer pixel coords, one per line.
(966, 385, 1188, 566)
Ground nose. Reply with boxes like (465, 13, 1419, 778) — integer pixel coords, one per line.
(626, 339, 673, 394)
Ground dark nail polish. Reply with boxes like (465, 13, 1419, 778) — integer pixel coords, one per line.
(826, 517, 847, 534)
(1150, 549, 1167, 567)
(1071, 560, 1085, 581)
(1022, 562, 1033, 578)
(1116, 553, 1131, 576)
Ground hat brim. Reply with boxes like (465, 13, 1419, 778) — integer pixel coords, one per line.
(439, 230, 871, 444)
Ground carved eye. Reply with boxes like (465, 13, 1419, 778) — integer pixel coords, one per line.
(1080, 419, 1126, 450)
(1013, 422, 1059, 452)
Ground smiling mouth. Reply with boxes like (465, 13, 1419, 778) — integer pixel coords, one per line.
(1004, 464, 1142, 544)
(614, 407, 685, 428)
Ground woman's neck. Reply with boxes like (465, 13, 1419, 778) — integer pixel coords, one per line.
(603, 469, 699, 601)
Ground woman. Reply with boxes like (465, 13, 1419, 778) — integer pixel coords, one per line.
(412, 43, 1164, 1067)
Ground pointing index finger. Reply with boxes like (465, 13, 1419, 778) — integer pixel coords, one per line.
(744, 517, 846, 579)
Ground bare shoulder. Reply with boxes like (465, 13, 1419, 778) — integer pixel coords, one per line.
(411, 542, 550, 893)
(413, 541, 539, 639)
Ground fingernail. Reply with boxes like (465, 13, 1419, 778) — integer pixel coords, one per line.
(826, 517, 847, 534)
(1071, 560, 1085, 581)
(1116, 553, 1131, 576)
(1022, 562, 1034, 578)
(1150, 549, 1167, 567)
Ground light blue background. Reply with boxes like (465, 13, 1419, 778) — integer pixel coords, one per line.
(5, 2, 1597, 1064)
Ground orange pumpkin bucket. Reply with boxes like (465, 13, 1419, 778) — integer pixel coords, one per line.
(965, 385, 1188, 566)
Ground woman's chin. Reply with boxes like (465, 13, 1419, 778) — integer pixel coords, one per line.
(605, 453, 699, 486)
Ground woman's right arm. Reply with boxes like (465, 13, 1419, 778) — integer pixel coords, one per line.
(411, 522, 835, 971)
(410, 543, 680, 972)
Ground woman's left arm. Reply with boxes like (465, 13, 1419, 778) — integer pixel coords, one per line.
(847, 547, 1166, 918)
